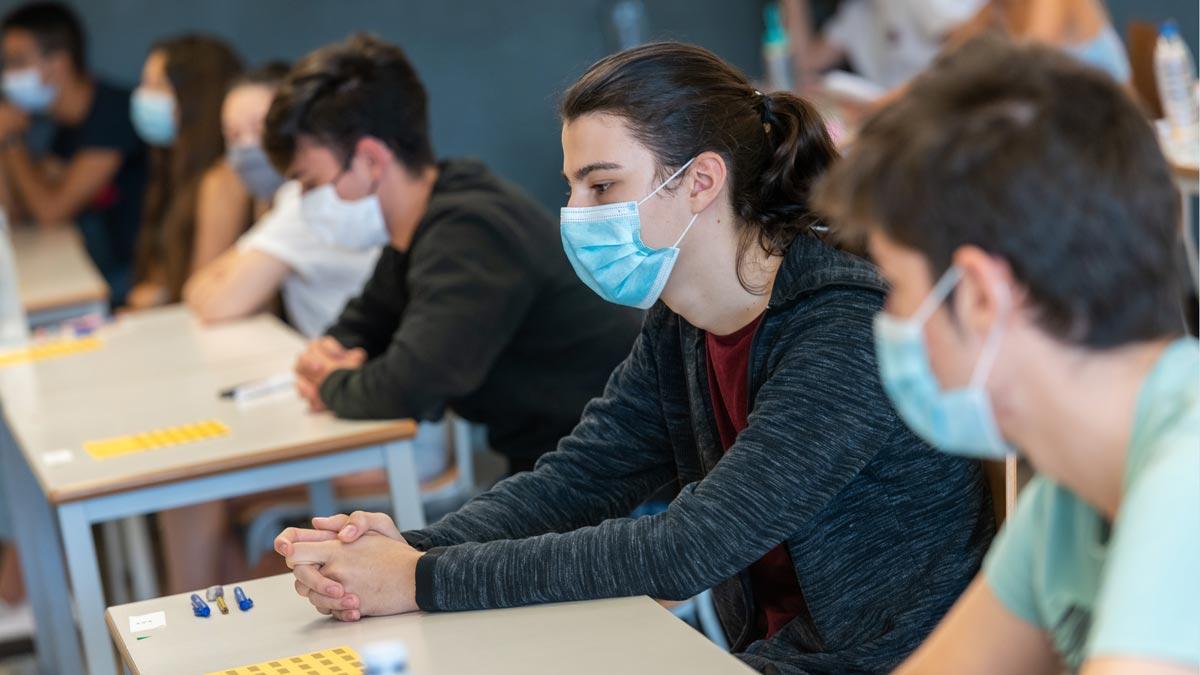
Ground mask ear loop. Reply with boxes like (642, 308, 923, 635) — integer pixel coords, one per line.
(637, 157, 697, 206)
(671, 213, 701, 248)
(969, 279, 1012, 389)
(912, 266, 964, 326)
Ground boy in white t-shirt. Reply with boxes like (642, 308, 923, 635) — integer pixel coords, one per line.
(189, 177, 384, 338)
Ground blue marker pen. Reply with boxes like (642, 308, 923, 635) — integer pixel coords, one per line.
(190, 593, 211, 618)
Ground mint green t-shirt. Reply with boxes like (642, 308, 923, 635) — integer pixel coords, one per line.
(984, 338, 1200, 672)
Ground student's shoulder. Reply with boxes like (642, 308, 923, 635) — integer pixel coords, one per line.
(77, 79, 140, 148)
(422, 159, 552, 236)
(84, 80, 135, 128)
(1121, 432, 1199, 531)
(199, 159, 246, 197)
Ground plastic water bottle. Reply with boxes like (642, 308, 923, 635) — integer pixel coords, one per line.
(606, 0, 647, 52)
(1155, 21, 1199, 156)
(361, 640, 411, 674)
(763, 3, 792, 93)
(0, 210, 29, 349)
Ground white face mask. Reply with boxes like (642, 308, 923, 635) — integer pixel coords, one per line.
(300, 184, 389, 251)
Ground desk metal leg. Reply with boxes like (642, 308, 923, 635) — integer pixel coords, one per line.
(101, 522, 129, 606)
(1, 436, 81, 674)
(383, 440, 425, 530)
(306, 479, 336, 518)
(120, 516, 159, 601)
(59, 502, 117, 675)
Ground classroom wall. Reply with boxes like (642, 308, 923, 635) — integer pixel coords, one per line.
(0, 0, 762, 211)
(0, 0, 1192, 211)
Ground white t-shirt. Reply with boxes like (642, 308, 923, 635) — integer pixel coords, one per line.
(824, 0, 984, 89)
(237, 181, 382, 338)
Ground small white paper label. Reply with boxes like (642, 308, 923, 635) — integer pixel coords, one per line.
(42, 449, 74, 466)
(129, 611, 166, 633)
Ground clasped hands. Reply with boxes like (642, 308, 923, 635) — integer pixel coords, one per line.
(274, 510, 424, 621)
(294, 336, 366, 412)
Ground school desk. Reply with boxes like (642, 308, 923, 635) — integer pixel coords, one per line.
(106, 573, 755, 675)
(10, 224, 109, 328)
(0, 306, 423, 675)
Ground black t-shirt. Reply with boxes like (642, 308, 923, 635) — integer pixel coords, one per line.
(48, 79, 147, 305)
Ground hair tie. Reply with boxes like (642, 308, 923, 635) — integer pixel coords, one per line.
(755, 90, 774, 131)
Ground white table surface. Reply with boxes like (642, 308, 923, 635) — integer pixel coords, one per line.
(0, 305, 425, 675)
(10, 223, 108, 316)
(106, 574, 755, 675)
(0, 306, 415, 503)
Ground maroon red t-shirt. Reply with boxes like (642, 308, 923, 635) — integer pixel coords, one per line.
(704, 312, 809, 640)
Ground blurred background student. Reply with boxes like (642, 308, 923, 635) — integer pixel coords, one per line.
(126, 33, 249, 310)
(951, 0, 1131, 84)
(184, 61, 384, 339)
(0, 1, 145, 307)
(781, 0, 984, 89)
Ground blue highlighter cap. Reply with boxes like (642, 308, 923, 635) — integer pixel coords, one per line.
(190, 593, 211, 618)
(234, 586, 253, 611)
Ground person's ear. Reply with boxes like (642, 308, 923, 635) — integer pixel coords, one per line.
(951, 245, 1015, 341)
(354, 137, 392, 183)
(687, 150, 727, 215)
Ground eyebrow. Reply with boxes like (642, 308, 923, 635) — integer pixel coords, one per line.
(565, 161, 623, 182)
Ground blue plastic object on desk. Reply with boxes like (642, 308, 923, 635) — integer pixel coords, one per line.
(190, 593, 210, 618)
(235, 586, 254, 611)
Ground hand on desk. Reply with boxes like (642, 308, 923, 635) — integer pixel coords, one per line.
(275, 511, 421, 621)
(294, 337, 366, 412)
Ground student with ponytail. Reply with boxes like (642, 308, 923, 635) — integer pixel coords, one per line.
(275, 42, 993, 673)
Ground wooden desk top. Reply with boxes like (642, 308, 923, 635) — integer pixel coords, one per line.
(106, 574, 754, 675)
(10, 224, 109, 314)
(0, 306, 415, 503)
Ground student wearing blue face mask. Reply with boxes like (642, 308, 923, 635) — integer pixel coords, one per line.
(259, 34, 641, 478)
(275, 41, 995, 674)
(126, 34, 253, 310)
(0, 2, 146, 307)
(815, 36, 1198, 675)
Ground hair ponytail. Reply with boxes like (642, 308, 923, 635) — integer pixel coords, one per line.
(562, 42, 840, 292)
(751, 91, 839, 254)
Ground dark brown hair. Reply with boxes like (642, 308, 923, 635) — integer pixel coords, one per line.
(263, 33, 433, 175)
(813, 35, 1181, 348)
(134, 33, 244, 302)
(561, 41, 839, 292)
(1, 1, 85, 72)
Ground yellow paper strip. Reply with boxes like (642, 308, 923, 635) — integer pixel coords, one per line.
(84, 419, 230, 460)
(0, 337, 102, 368)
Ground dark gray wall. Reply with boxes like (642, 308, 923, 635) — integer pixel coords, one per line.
(0, 1, 1193, 210)
(0, 0, 762, 210)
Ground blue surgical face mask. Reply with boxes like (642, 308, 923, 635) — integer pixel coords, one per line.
(560, 158, 698, 310)
(130, 87, 177, 146)
(227, 143, 284, 200)
(2, 68, 57, 112)
(873, 266, 1014, 459)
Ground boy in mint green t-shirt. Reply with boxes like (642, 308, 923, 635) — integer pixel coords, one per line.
(814, 34, 1199, 675)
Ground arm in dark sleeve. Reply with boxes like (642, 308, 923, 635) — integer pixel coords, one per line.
(401, 312, 676, 551)
(413, 291, 898, 611)
(319, 214, 534, 420)
(325, 250, 405, 357)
